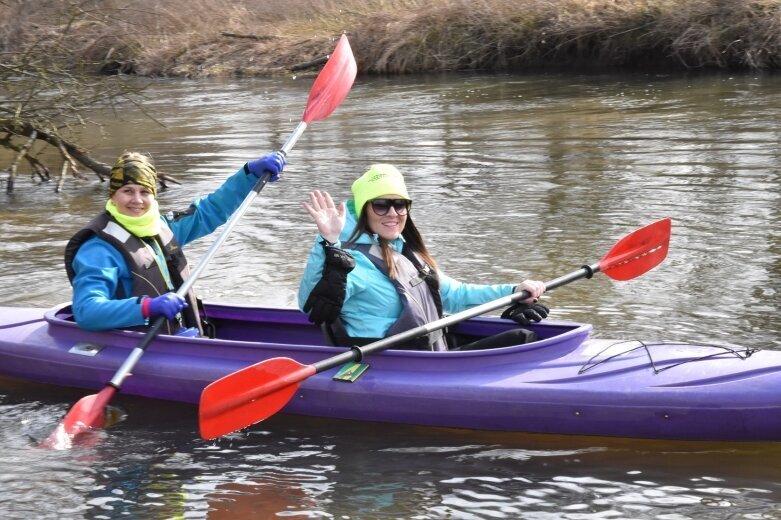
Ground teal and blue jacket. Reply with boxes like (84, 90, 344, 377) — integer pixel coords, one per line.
(298, 200, 516, 340)
(67, 167, 257, 331)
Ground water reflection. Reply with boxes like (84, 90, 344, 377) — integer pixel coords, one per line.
(3, 376, 781, 518)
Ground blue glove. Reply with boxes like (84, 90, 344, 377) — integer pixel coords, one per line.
(245, 151, 286, 182)
(144, 293, 187, 320)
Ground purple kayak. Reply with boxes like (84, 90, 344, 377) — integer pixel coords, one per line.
(0, 302, 778, 441)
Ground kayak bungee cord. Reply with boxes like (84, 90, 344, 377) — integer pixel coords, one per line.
(579, 339, 758, 375)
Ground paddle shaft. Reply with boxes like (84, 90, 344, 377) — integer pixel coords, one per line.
(307, 262, 600, 374)
(108, 123, 308, 389)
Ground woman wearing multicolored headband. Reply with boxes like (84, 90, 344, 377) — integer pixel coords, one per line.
(299, 164, 549, 351)
(64, 150, 285, 336)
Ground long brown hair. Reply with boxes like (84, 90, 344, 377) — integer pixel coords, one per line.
(346, 210, 437, 279)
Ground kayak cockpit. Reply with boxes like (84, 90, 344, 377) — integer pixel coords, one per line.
(45, 302, 591, 359)
(46, 302, 329, 346)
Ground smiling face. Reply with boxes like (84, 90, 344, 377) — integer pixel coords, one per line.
(110, 183, 155, 217)
(366, 194, 410, 241)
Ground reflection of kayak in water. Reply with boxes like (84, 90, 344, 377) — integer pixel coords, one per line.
(206, 476, 312, 519)
(1, 301, 777, 442)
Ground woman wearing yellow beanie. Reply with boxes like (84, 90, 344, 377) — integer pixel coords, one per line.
(65, 150, 286, 336)
(298, 164, 549, 351)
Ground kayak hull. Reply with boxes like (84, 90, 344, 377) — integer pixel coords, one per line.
(0, 302, 778, 441)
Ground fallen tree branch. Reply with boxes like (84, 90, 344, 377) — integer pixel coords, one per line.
(220, 31, 276, 42)
(290, 55, 329, 71)
(2, 122, 183, 192)
(3, 121, 110, 178)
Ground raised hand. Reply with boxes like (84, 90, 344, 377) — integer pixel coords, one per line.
(303, 190, 346, 244)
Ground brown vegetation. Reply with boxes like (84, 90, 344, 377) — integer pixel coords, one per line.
(2, 0, 781, 77)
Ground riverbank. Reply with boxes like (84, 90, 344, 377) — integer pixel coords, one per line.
(2, 0, 780, 77)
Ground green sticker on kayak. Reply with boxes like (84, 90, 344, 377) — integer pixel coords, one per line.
(333, 361, 369, 382)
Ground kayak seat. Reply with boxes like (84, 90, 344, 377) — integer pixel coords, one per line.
(320, 321, 537, 351)
(321, 323, 340, 346)
(448, 328, 538, 351)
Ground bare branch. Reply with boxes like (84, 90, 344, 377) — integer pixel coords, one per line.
(7, 129, 36, 193)
(56, 161, 69, 193)
(53, 128, 82, 177)
(221, 31, 277, 42)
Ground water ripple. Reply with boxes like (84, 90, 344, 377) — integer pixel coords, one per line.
(3, 72, 781, 518)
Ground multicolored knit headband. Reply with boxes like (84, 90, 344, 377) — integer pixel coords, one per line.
(109, 156, 158, 197)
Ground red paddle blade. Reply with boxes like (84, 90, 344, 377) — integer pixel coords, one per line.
(302, 34, 357, 124)
(599, 218, 671, 281)
(199, 357, 315, 440)
(38, 386, 116, 449)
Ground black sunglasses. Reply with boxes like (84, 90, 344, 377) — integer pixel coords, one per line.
(370, 198, 411, 216)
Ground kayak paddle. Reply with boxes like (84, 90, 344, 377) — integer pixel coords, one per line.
(40, 34, 357, 450)
(198, 217, 672, 440)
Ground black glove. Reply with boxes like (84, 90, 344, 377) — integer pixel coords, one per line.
(303, 246, 355, 325)
(501, 301, 550, 326)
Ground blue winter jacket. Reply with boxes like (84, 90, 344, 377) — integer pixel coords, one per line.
(298, 200, 516, 340)
(70, 167, 257, 331)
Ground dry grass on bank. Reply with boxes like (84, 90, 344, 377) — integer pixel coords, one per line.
(349, 0, 781, 72)
(1, 0, 780, 76)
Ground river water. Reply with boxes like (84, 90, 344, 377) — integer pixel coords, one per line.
(1, 72, 780, 518)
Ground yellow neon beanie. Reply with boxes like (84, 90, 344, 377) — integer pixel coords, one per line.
(351, 164, 410, 217)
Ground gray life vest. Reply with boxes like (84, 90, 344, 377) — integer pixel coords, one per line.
(64, 212, 203, 335)
(337, 242, 447, 351)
